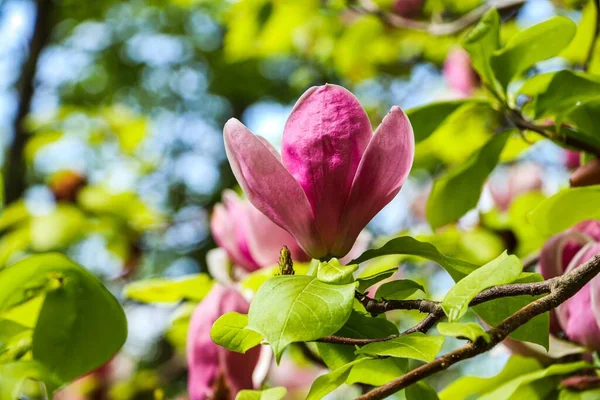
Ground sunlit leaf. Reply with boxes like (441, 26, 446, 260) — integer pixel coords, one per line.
(427, 131, 509, 229)
(124, 274, 213, 303)
(442, 251, 521, 322)
(235, 387, 287, 400)
(463, 9, 501, 94)
(210, 312, 263, 354)
(406, 381, 439, 400)
(356, 333, 444, 362)
(317, 259, 358, 284)
(248, 275, 355, 362)
(374, 279, 424, 300)
(437, 322, 490, 342)
(0, 361, 61, 400)
(305, 358, 369, 400)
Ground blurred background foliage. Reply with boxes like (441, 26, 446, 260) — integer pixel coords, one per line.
(0, 0, 594, 398)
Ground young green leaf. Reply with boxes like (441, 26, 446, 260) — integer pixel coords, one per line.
(0, 254, 127, 383)
(235, 387, 287, 400)
(0, 319, 29, 351)
(374, 279, 424, 300)
(0, 361, 62, 400)
(350, 236, 478, 282)
(305, 358, 369, 400)
(478, 361, 590, 400)
(406, 381, 440, 400)
(442, 251, 522, 322)
(317, 259, 358, 284)
(440, 355, 542, 400)
(123, 274, 213, 303)
(210, 312, 263, 354)
(463, 9, 501, 94)
(247, 275, 355, 362)
(427, 131, 510, 230)
(356, 333, 444, 362)
(474, 273, 550, 349)
(407, 100, 479, 143)
(491, 16, 576, 89)
(534, 70, 600, 117)
(437, 322, 490, 343)
(560, 0, 598, 65)
(530, 185, 600, 235)
(356, 268, 398, 292)
(346, 358, 408, 386)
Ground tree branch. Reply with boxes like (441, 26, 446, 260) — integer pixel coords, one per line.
(356, 254, 600, 400)
(4, 0, 53, 204)
(352, 0, 526, 36)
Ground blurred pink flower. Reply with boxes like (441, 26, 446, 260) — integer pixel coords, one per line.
(187, 284, 261, 400)
(539, 220, 600, 350)
(443, 49, 478, 98)
(488, 163, 542, 211)
(393, 0, 423, 17)
(224, 84, 414, 259)
(565, 150, 581, 169)
(211, 190, 308, 272)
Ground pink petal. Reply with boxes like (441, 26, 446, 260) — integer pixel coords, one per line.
(443, 49, 478, 97)
(224, 119, 326, 258)
(187, 285, 260, 400)
(281, 85, 372, 249)
(556, 243, 600, 350)
(332, 106, 414, 257)
(211, 203, 256, 270)
(222, 191, 260, 271)
(244, 204, 309, 268)
(573, 220, 600, 242)
(538, 231, 591, 279)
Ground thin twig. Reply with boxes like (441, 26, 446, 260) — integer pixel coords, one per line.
(356, 254, 600, 400)
(352, 0, 526, 36)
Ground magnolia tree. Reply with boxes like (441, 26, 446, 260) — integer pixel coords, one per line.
(5, 1, 600, 399)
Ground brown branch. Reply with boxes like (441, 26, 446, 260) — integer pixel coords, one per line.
(4, 0, 53, 204)
(352, 0, 526, 36)
(356, 254, 600, 400)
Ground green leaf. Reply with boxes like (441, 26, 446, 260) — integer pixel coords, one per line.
(474, 272, 550, 349)
(317, 259, 358, 284)
(235, 387, 287, 400)
(247, 275, 355, 362)
(560, 388, 600, 400)
(0, 319, 29, 351)
(374, 279, 424, 300)
(534, 70, 600, 118)
(561, 99, 600, 149)
(356, 332, 444, 362)
(463, 9, 501, 93)
(0, 254, 127, 382)
(442, 251, 522, 322)
(530, 185, 600, 235)
(124, 274, 213, 303)
(350, 236, 478, 282)
(407, 100, 478, 143)
(316, 311, 406, 386)
(479, 361, 590, 400)
(406, 381, 439, 400)
(440, 355, 542, 400)
(210, 312, 263, 354)
(306, 358, 369, 400)
(0, 361, 62, 400)
(427, 131, 510, 230)
(356, 268, 397, 292)
(518, 72, 556, 98)
(560, 0, 598, 65)
(491, 16, 576, 89)
(437, 322, 490, 342)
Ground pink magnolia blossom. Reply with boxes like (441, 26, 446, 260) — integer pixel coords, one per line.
(565, 149, 581, 169)
(187, 284, 261, 400)
(443, 49, 478, 98)
(224, 84, 414, 259)
(539, 220, 600, 350)
(211, 190, 309, 272)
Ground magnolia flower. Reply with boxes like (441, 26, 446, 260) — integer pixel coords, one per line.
(443, 49, 478, 98)
(539, 220, 600, 350)
(211, 190, 309, 272)
(224, 84, 414, 259)
(187, 284, 261, 400)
